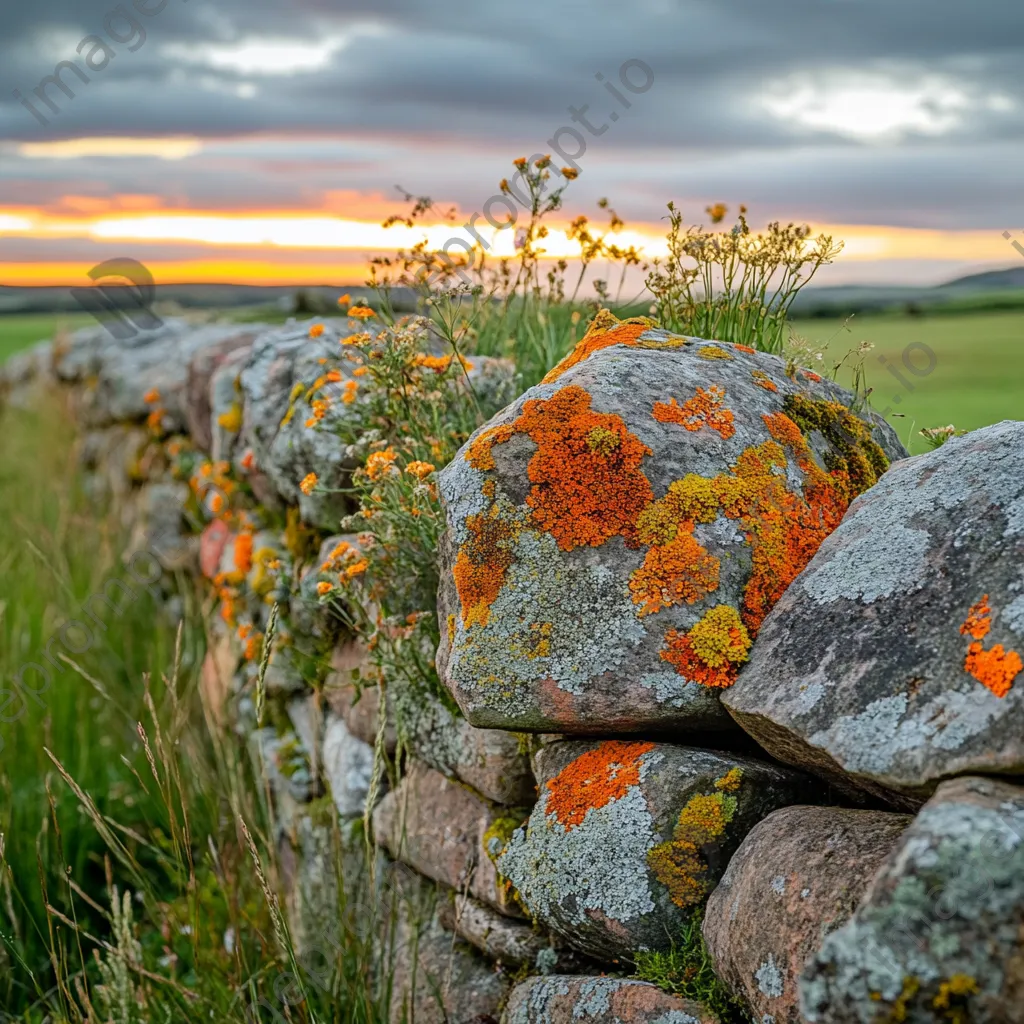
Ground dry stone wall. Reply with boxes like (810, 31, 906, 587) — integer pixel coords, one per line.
(4, 308, 1022, 1024)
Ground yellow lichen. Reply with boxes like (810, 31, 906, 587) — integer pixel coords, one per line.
(660, 605, 752, 688)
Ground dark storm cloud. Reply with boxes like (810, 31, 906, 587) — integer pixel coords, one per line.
(0, 0, 1022, 230)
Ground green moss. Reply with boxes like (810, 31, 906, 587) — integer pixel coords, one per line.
(632, 909, 750, 1023)
(782, 393, 890, 491)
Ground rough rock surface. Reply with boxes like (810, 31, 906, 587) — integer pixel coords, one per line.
(373, 761, 528, 915)
(437, 893, 584, 972)
(498, 739, 817, 961)
(184, 329, 259, 451)
(321, 715, 374, 817)
(703, 805, 911, 1024)
(801, 776, 1024, 1024)
(503, 975, 718, 1024)
(437, 313, 906, 734)
(724, 420, 1024, 806)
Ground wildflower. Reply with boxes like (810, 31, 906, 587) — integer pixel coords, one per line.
(240, 450, 256, 472)
(337, 293, 351, 306)
(326, 369, 342, 383)
(299, 472, 318, 495)
(405, 460, 436, 480)
(365, 448, 398, 481)
(238, 623, 252, 641)
(561, 167, 579, 180)
(146, 408, 164, 431)
(317, 581, 334, 596)
(309, 323, 325, 339)
(143, 388, 160, 404)
(513, 156, 528, 168)
(348, 305, 376, 320)
(342, 380, 359, 405)
(345, 559, 369, 578)
(706, 203, 728, 224)
(234, 532, 253, 574)
(414, 353, 453, 373)
(352, 366, 368, 377)
(535, 155, 551, 168)
(209, 491, 225, 514)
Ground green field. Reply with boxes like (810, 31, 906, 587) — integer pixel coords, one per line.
(791, 310, 1024, 453)
(0, 312, 96, 363)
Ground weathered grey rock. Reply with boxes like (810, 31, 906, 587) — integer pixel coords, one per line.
(502, 976, 718, 1024)
(250, 726, 318, 805)
(324, 659, 398, 752)
(184, 328, 261, 451)
(703, 805, 911, 1024)
(126, 481, 194, 571)
(724, 420, 1024, 807)
(238, 319, 363, 530)
(390, 906, 508, 1024)
(801, 776, 1024, 1024)
(373, 761, 528, 916)
(437, 313, 905, 734)
(498, 740, 817, 962)
(209, 344, 255, 463)
(437, 893, 586, 973)
(56, 319, 258, 429)
(322, 715, 374, 817)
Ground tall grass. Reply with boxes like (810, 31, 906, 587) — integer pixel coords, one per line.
(0, 393, 398, 1022)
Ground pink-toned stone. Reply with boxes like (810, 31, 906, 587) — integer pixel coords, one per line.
(503, 976, 718, 1024)
(372, 761, 526, 917)
(703, 805, 910, 1024)
(200, 519, 232, 579)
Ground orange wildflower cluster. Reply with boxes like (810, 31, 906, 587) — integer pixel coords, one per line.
(647, 783, 740, 909)
(414, 352, 473, 374)
(308, 323, 325, 339)
(299, 472, 318, 496)
(405, 460, 436, 480)
(452, 506, 520, 627)
(541, 311, 660, 384)
(143, 388, 161, 405)
(545, 740, 656, 829)
(348, 305, 376, 320)
(233, 532, 253, 574)
(365, 448, 398, 480)
(652, 385, 736, 440)
(959, 595, 1022, 698)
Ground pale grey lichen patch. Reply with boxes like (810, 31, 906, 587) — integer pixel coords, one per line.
(572, 977, 615, 1018)
(792, 681, 826, 714)
(449, 528, 646, 712)
(437, 455, 494, 548)
(637, 671, 719, 712)
(499, 786, 657, 929)
(650, 1013, 700, 1024)
(1004, 593, 1024, 636)
(770, 875, 786, 895)
(755, 954, 784, 998)
(799, 522, 931, 605)
(800, 888, 811, 899)
(1004, 494, 1024, 537)
(808, 685, 1006, 780)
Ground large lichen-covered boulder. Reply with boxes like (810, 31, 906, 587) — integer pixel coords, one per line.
(436, 312, 906, 733)
(497, 739, 816, 962)
(801, 776, 1024, 1024)
(703, 805, 911, 1024)
(723, 421, 1024, 807)
(503, 976, 719, 1024)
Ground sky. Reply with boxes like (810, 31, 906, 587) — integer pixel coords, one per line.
(1, 0, 1023, 289)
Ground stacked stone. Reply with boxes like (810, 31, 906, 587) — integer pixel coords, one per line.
(4, 309, 1024, 1024)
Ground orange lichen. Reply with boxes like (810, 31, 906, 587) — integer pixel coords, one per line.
(960, 595, 992, 640)
(465, 423, 515, 471)
(960, 595, 1022, 698)
(752, 370, 778, 392)
(802, 369, 823, 383)
(732, 344, 756, 354)
(452, 505, 520, 627)
(541, 310, 659, 383)
(545, 740, 656, 829)
(652, 386, 736, 440)
(509, 385, 653, 551)
(629, 529, 720, 617)
(660, 605, 752, 688)
(648, 787, 739, 909)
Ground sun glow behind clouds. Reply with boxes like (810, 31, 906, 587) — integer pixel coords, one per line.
(762, 72, 1014, 141)
(17, 137, 204, 160)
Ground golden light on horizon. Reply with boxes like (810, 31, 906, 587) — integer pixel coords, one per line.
(0, 203, 1014, 287)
